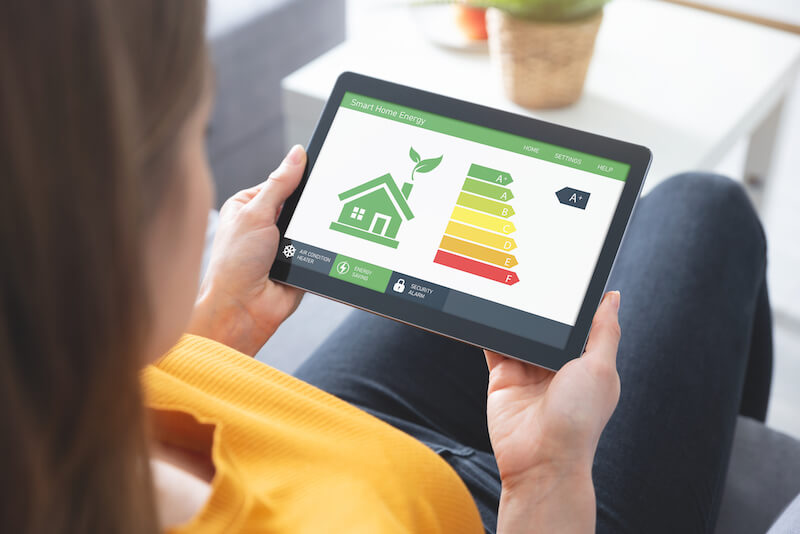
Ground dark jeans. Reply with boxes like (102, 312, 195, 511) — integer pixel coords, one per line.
(294, 173, 773, 534)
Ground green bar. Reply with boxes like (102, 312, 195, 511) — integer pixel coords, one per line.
(467, 164, 513, 186)
(328, 253, 392, 292)
(456, 192, 515, 218)
(462, 178, 514, 201)
(341, 92, 629, 182)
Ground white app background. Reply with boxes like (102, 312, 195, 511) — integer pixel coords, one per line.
(286, 107, 624, 326)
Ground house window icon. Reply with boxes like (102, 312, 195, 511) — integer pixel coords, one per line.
(351, 207, 365, 221)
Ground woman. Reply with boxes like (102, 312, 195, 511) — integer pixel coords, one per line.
(1, 1, 776, 533)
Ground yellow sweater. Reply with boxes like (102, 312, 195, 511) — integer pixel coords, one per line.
(142, 335, 484, 533)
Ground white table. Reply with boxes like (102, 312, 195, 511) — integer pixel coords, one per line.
(282, 0, 800, 195)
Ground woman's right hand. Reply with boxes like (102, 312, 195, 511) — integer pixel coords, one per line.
(187, 146, 307, 356)
(485, 291, 622, 533)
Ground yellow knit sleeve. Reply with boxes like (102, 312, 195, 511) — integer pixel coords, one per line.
(142, 335, 484, 534)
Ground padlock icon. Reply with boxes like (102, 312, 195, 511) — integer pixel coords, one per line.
(392, 279, 406, 293)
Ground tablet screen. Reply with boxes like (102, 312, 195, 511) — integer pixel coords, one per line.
(279, 91, 630, 351)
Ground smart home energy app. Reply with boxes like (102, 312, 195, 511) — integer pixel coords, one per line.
(281, 92, 629, 349)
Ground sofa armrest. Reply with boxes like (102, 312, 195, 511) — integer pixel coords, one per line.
(716, 416, 800, 533)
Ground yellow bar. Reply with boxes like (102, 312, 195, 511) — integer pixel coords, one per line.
(445, 221, 516, 251)
(450, 206, 516, 234)
(456, 192, 515, 218)
(439, 235, 518, 268)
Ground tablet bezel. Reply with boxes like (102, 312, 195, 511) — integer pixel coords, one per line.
(271, 72, 651, 370)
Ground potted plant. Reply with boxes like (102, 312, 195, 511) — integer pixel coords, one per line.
(422, 0, 610, 108)
(485, 0, 609, 108)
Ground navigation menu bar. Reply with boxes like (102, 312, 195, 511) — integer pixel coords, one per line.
(341, 92, 630, 182)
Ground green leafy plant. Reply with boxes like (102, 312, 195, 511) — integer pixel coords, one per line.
(411, 0, 610, 21)
(409, 146, 443, 180)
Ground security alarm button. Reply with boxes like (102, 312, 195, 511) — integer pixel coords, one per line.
(393, 279, 406, 293)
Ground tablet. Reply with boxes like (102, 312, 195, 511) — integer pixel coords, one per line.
(271, 72, 651, 370)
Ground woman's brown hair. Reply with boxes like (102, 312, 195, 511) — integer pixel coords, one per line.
(0, 1, 207, 532)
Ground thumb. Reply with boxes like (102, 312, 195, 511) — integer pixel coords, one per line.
(249, 144, 306, 222)
(583, 291, 621, 368)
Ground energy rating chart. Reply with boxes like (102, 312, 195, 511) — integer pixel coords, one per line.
(434, 163, 520, 286)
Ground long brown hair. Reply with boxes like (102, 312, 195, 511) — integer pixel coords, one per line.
(0, 1, 207, 532)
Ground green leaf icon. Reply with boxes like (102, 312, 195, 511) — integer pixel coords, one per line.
(414, 155, 443, 174)
(409, 146, 421, 163)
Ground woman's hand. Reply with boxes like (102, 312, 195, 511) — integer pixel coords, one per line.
(486, 291, 621, 533)
(187, 145, 306, 356)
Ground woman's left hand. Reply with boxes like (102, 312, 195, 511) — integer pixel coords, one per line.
(486, 291, 621, 533)
(187, 145, 306, 356)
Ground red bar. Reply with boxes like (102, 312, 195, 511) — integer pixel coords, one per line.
(434, 250, 520, 285)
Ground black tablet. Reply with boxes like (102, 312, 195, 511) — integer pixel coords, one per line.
(271, 72, 651, 370)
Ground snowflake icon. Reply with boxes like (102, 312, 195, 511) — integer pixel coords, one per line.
(282, 244, 296, 258)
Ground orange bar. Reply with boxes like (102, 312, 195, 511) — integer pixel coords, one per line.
(439, 235, 518, 268)
(445, 221, 516, 251)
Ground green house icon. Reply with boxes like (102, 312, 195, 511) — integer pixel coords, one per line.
(329, 173, 414, 249)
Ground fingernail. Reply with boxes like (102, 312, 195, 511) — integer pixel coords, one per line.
(609, 290, 620, 312)
(286, 144, 304, 165)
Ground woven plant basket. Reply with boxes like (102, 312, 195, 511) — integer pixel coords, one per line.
(486, 8, 603, 109)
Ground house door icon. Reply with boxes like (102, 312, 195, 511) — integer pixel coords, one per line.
(370, 213, 391, 236)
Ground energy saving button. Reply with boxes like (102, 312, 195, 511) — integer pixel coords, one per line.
(328, 254, 392, 293)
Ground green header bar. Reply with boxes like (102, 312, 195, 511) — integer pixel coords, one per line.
(340, 92, 629, 182)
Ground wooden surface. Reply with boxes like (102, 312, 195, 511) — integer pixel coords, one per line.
(661, 0, 800, 34)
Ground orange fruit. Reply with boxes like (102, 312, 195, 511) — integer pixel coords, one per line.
(454, 5, 488, 41)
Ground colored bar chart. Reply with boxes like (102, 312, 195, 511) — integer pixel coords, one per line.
(434, 164, 520, 285)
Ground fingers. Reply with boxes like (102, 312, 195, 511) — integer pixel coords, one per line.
(583, 291, 621, 368)
(225, 185, 262, 207)
(248, 144, 307, 222)
(484, 350, 507, 372)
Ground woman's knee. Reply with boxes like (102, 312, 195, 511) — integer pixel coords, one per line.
(648, 172, 766, 259)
